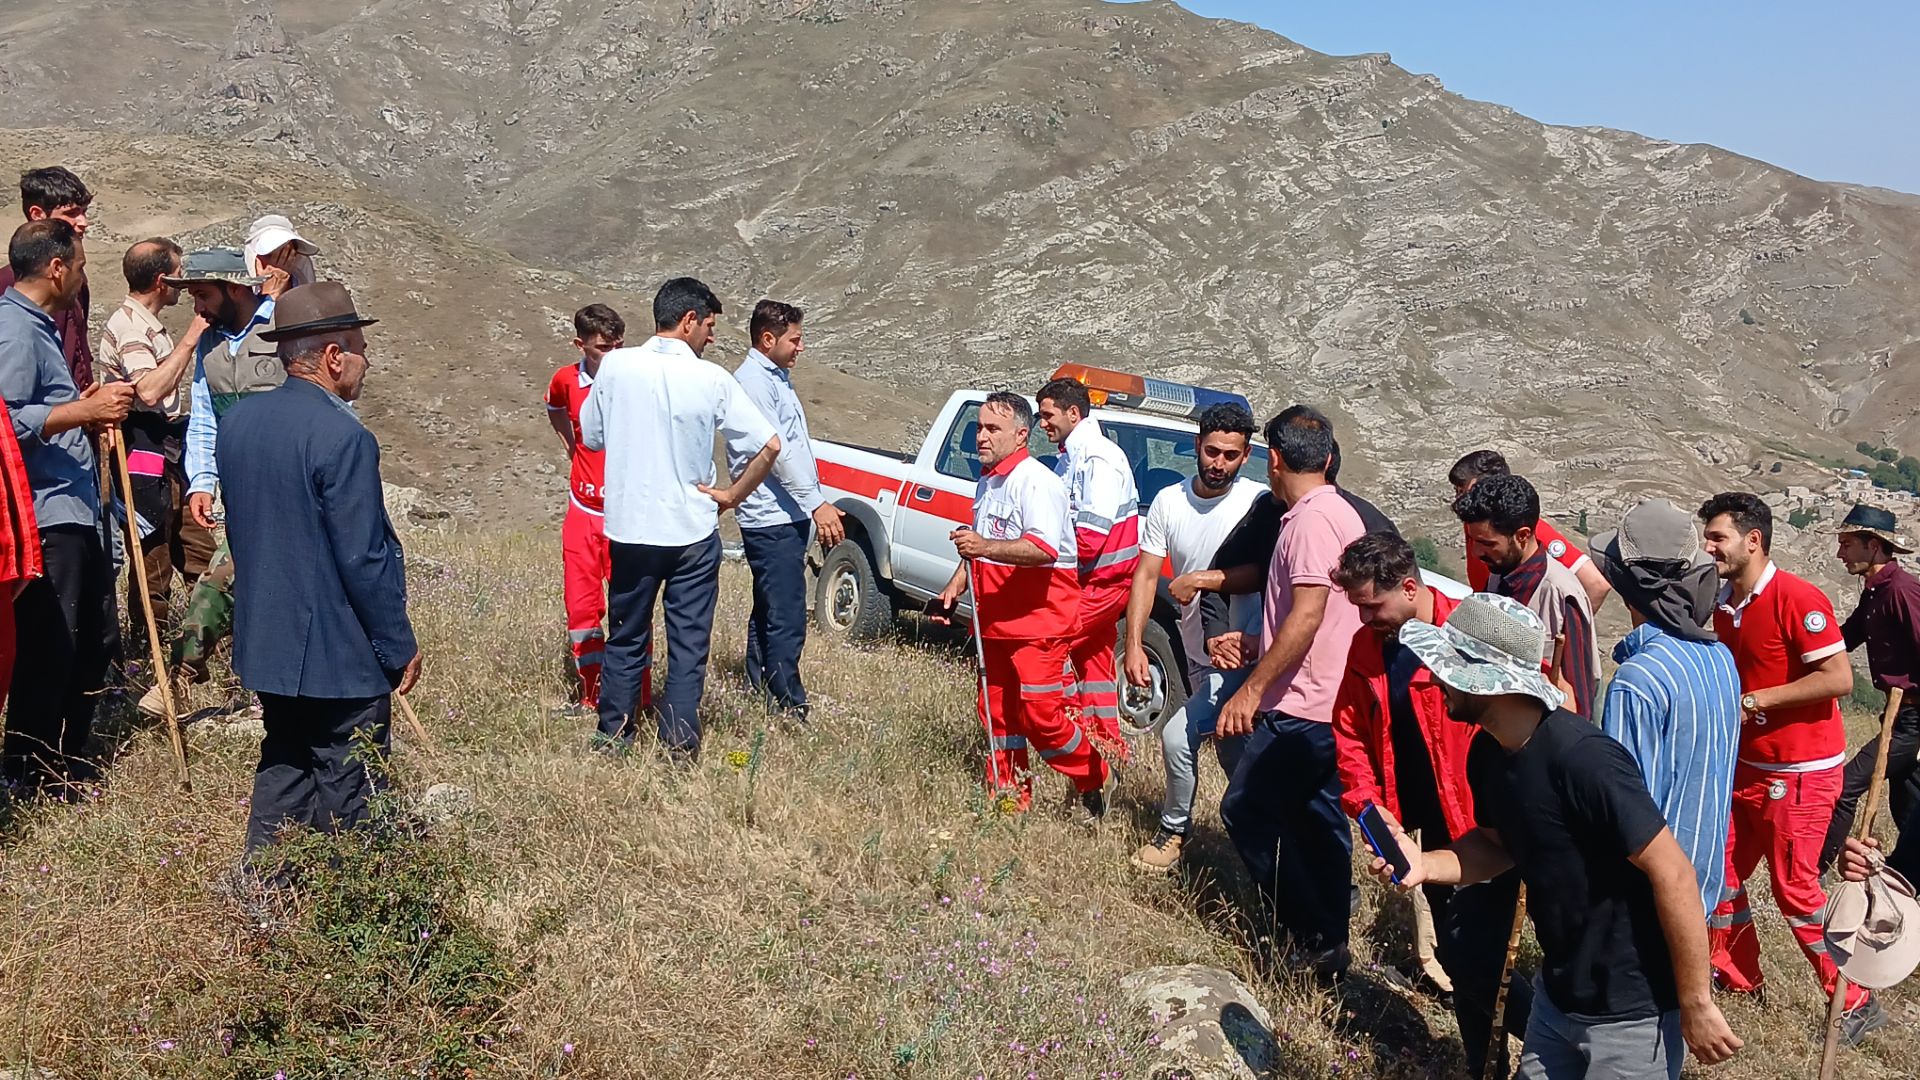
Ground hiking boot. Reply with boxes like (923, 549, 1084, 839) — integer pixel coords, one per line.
(1129, 827, 1186, 874)
(1839, 995, 1888, 1048)
(1077, 785, 1108, 826)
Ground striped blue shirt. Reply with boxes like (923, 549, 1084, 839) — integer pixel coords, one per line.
(1601, 622, 1742, 918)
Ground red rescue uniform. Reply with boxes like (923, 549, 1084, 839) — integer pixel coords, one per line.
(1055, 421, 1140, 758)
(547, 361, 647, 712)
(1707, 561, 1865, 1007)
(972, 448, 1108, 805)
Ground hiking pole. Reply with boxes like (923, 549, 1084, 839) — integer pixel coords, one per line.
(1484, 882, 1529, 1080)
(1817, 685, 1904, 1080)
(963, 559, 1005, 795)
(111, 436, 191, 793)
(393, 692, 435, 752)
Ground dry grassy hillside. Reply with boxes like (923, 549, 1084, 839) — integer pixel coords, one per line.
(0, 530, 1913, 1078)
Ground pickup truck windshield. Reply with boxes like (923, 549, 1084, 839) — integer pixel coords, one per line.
(932, 401, 1270, 506)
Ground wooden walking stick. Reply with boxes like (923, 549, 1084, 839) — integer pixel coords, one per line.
(1817, 685, 1904, 1080)
(393, 691, 434, 752)
(963, 560, 1007, 796)
(111, 436, 191, 792)
(1484, 882, 1529, 1080)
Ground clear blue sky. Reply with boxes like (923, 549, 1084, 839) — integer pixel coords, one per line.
(1133, 1, 1920, 193)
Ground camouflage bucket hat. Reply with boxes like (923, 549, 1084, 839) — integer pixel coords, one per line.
(162, 246, 265, 287)
(1398, 592, 1565, 712)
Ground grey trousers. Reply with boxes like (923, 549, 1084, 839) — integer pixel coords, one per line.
(1156, 666, 1251, 832)
(1517, 978, 1681, 1080)
(245, 692, 392, 853)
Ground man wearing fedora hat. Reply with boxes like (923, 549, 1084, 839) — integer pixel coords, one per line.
(1379, 592, 1743, 1078)
(214, 281, 419, 853)
(1589, 500, 1742, 920)
(1821, 503, 1920, 875)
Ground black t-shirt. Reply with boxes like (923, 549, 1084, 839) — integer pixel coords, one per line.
(1466, 709, 1677, 1022)
(1198, 488, 1401, 643)
(1382, 638, 1448, 845)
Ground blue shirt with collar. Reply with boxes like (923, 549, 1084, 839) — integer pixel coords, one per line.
(0, 287, 99, 530)
(730, 347, 825, 530)
(1601, 620, 1742, 918)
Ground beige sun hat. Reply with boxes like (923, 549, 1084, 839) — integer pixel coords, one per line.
(1823, 856, 1920, 989)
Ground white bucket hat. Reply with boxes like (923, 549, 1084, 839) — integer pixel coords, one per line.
(245, 214, 319, 261)
(1823, 856, 1920, 989)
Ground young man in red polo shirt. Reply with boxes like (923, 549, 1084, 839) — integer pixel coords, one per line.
(1697, 492, 1882, 1042)
(1449, 449, 1609, 611)
(545, 304, 646, 717)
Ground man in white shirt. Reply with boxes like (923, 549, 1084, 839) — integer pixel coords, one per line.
(580, 277, 781, 762)
(1122, 403, 1264, 872)
(731, 299, 846, 720)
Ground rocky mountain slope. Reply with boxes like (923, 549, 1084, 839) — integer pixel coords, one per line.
(2, 0, 1917, 546)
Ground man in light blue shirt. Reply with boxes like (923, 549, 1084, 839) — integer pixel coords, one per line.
(729, 300, 845, 719)
(1592, 499, 1741, 917)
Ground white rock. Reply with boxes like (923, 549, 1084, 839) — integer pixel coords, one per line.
(1120, 964, 1279, 1080)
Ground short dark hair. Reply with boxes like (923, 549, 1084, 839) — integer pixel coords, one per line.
(1452, 473, 1539, 536)
(20, 167, 91, 217)
(1332, 531, 1420, 594)
(8, 218, 79, 281)
(123, 237, 182, 293)
(573, 303, 624, 342)
(1698, 492, 1773, 554)
(749, 299, 803, 347)
(1448, 449, 1509, 488)
(1327, 438, 1343, 483)
(1197, 402, 1255, 444)
(1264, 405, 1335, 473)
(982, 391, 1033, 431)
(1035, 377, 1092, 418)
(652, 277, 722, 331)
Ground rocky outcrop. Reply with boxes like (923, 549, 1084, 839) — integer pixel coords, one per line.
(1121, 964, 1279, 1080)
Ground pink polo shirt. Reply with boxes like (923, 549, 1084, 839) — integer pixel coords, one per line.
(1258, 484, 1366, 722)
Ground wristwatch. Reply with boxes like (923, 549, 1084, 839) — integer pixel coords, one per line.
(1741, 693, 1758, 712)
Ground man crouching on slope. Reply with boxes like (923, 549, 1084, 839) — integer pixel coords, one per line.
(930, 392, 1109, 818)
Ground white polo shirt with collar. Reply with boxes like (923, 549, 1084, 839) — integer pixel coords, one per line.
(580, 334, 778, 548)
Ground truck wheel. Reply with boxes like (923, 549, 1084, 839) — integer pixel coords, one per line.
(814, 540, 894, 643)
(1114, 616, 1188, 740)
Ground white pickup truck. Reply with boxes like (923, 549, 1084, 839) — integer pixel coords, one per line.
(808, 373, 1276, 736)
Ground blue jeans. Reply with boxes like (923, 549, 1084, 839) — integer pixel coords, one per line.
(740, 519, 811, 714)
(599, 533, 721, 758)
(1219, 711, 1352, 951)
(1156, 666, 1251, 833)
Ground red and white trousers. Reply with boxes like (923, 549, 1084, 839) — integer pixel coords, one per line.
(562, 502, 649, 711)
(979, 635, 1109, 808)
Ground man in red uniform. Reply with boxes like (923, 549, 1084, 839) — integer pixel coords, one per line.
(1036, 377, 1140, 758)
(544, 304, 646, 717)
(1697, 492, 1882, 1042)
(932, 392, 1109, 816)
(1449, 449, 1609, 611)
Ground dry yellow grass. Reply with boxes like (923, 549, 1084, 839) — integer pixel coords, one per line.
(1, 529, 1913, 1078)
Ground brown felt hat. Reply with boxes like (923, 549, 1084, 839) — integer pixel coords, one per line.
(257, 281, 378, 342)
(1830, 503, 1915, 556)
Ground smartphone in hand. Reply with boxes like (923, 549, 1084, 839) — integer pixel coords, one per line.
(1358, 803, 1412, 884)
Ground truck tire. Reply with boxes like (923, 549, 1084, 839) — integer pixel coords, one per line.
(1114, 616, 1188, 740)
(814, 540, 894, 643)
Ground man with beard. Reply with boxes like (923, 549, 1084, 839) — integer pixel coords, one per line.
(0, 220, 135, 792)
(144, 248, 289, 712)
(1380, 592, 1742, 1078)
(1821, 504, 1920, 873)
(1449, 449, 1610, 612)
(1696, 492, 1881, 1043)
(1331, 533, 1531, 1076)
(1123, 402, 1264, 872)
(1453, 473, 1598, 718)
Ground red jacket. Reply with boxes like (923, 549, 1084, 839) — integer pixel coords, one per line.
(1332, 588, 1477, 841)
(0, 399, 40, 585)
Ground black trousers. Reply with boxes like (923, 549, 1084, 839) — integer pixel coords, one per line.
(4, 524, 118, 787)
(1219, 712, 1352, 951)
(1429, 871, 1534, 1079)
(1822, 698, 1920, 872)
(599, 532, 721, 758)
(740, 519, 811, 714)
(245, 692, 392, 853)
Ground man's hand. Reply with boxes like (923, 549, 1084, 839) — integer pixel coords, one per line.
(812, 502, 847, 550)
(1215, 685, 1259, 738)
(1365, 810, 1429, 890)
(1123, 643, 1152, 688)
(182, 313, 210, 341)
(1207, 632, 1246, 671)
(1840, 836, 1882, 883)
(188, 491, 216, 530)
(951, 526, 986, 561)
(1680, 999, 1743, 1066)
(927, 582, 964, 626)
(85, 380, 137, 426)
(257, 263, 292, 300)
(696, 481, 746, 511)
(1169, 572, 1207, 606)
(396, 651, 423, 696)
(1547, 633, 1576, 701)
